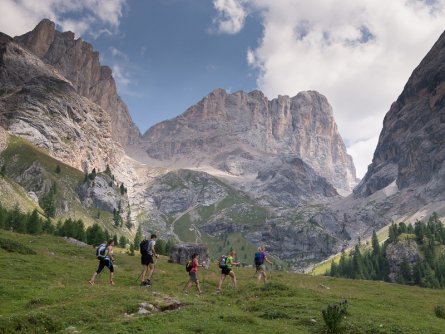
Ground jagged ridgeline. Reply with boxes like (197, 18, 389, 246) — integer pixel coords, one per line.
(0, 19, 363, 270)
(2, 18, 445, 271)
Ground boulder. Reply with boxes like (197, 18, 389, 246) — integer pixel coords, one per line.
(169, 243, 209, 265)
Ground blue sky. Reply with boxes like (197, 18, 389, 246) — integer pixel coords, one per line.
(92, 0, 263, 132)
(1, 0, 445, 178)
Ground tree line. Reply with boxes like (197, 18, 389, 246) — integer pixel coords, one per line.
(328, 213, 445, 288)
(0, 203, 173, 256)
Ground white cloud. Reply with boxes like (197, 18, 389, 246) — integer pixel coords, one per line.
(111, 64, 131, 88)
(211, 0, 248, 34)
(347, 135, 379, 180)
(0, 0, 126, 38)
(241, 0, 445, 177)
(109, 46, 129, 61)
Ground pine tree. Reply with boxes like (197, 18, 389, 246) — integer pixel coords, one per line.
(119, 235, 127, 248)
(371, 230, 380, 257)
(133, 225, 143, 249)
(86, 223, 106, 245)
(27, 209, 42, 235)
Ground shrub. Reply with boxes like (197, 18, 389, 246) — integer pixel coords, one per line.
(434, 305, 445, 319)
(322, 299, 348, 333)
(0, 237, 36, 254)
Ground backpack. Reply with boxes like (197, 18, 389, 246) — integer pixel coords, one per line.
(96, 244, 107, 260)
(219, 255, 228, 269)
(186, 260, 193, 272)
(140, 239, 149, 255)
(254, 251, 264, 266)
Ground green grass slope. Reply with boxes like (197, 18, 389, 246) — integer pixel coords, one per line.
(1, 230, 445, 333)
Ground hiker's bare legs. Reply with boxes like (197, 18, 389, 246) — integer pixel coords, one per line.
(141, 264, 149, 283)
(147, 263, 155, 280)
(217, 274, 225, 290)
(184, 280, 193, 291)
(196, 280, 202, 293)
(89, 272, 98, 284)
(110, 271, 114, 285)
(229, 271, 237, 288)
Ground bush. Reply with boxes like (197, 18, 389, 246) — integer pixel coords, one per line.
(434, 305, 445, 319)
(0, 237, 36, 254)
(322, 299, 348, 333)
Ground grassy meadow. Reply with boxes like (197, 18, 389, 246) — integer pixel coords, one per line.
(1, 230, 445, 333)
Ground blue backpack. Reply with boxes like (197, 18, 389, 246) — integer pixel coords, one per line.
(254, 252, 264, 266)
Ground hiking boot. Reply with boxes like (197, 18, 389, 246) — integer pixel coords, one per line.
(88, 280, 95, 286)
(183, 290, 189, 295)
(110, 280, 115, 286)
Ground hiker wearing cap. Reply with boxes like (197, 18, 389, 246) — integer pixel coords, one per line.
(216, 251, 240, 293)
(255, 246, 273, 284)
(89, 239, 115, 286)
(140, 234, 159, 286)
(183, 253, 203, 295)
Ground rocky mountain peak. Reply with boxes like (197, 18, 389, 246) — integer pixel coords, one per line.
(142, 88, 357, 193)
(354, 29, 445, 198)
(13, 18, 55, 58)
(13, 19, 140, 146)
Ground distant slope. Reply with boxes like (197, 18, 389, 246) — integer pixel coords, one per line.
(0, 135, 129, 233)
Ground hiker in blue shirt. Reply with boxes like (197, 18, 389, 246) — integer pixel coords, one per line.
(255, 246, 273, 284)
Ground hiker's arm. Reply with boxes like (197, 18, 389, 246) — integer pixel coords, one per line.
(151, 244, 158, 257)
(265, 256, 273, 265)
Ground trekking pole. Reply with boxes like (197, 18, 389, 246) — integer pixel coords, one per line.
(136, 269, 144, 282)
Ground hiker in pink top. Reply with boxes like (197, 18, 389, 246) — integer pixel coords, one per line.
(183, 253, 203, 295)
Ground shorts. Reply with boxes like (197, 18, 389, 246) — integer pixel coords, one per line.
(189, 272, 198, 282)
(221, 266, 231, 275)
(256, 264, 266, 272)
(141, 254, 154, 265)
(96, 258, 114, 274)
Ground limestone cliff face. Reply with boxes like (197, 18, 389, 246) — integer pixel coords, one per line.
(14, 19, 140, 146)
(355, 30, 445, 197)
(0, 32, 120, 172)
(142, 89, 356, 192)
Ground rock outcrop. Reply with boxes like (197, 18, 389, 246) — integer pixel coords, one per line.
(355, 30, 445, 198)
(385, 236, 419, 283)
(141, 89, 357, 193)
(169, 243, 209, 265)
(14, 19, 140, 146)
(0, 31, 122, 173)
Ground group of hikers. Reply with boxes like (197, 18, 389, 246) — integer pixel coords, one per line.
(88, 234, 273, 295)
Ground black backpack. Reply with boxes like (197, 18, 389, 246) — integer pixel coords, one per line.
(219, 255, 228, 269)
(186, 260, 193, 272)
(140, 239, 149, 255)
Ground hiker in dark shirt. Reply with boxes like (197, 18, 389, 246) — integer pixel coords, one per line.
(141, 234, 159, 286)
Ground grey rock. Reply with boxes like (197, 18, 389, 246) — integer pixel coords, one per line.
(14, 19, 140, 146)
(385, 237, 419, 283)
(141, 89, 357, 193)
(169, 243, 209, 265)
